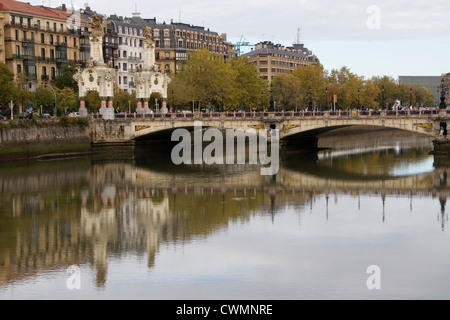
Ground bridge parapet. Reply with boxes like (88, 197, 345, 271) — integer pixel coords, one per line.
(92, 109, 450, 121)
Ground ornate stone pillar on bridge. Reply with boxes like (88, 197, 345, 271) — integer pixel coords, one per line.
(135, 26, 171, 115)
(73, 14, 116, 120)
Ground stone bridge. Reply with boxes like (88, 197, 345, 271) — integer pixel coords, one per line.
(88, 109, 450, 151)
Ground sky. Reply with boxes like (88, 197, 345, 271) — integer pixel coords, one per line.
(33, 0, 450, 80)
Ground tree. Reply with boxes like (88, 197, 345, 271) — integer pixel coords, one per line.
(53, 65, 79, 93)
(176, 48, 235, 110)
(56, 87, 78, 114)
(13, 75, 33, 113)
(0, 63, 15, 109)
(228, 57, 267, 110)
(33, 87, 55, 115)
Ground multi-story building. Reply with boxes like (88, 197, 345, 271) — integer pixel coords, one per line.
(242, 41, 319, 83)
(441, 73, 450, 106)
(109, 11, 145, 93)
(0, 0, 90, 90)
(106, 10, 235, 87)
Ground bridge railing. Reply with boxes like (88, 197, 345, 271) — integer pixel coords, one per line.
(93, 108, 448, 120)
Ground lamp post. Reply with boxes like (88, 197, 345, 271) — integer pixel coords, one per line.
(260, 91, 263, 111)
(269, 83, 274, 112)
(44, 84, 57, 117)
(221, 90, 224, 112)
(308, 86, 313, 111)
(439, 79, 447, 110)
(358, 88, 360, 110)
(172, 89, 175, 111)
(409, 87, 413, 108)
(381, 85, 385, 110)
(325, 87, 328, 111)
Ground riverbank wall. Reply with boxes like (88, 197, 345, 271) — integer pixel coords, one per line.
(0, 118, 91, 161)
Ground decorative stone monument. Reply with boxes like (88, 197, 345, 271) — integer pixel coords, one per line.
(135, 26, 171, 115)
(73, 14, 116, 119)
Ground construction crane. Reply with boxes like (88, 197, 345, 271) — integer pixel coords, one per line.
(236, 36, 256, 56)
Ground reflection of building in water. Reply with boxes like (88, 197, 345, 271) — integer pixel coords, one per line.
(1, 160, 450, 289)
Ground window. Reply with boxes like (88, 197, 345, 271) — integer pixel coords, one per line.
(164, 40, 170, 48)
(153, 29, 160, 37)
(60, 24, 64, 32)
(41, 48, 45, 58)
(46, 22, 50, 30)
(118, 76, 121, 85)
(123, 50, 127, 58)
(50, 35, 54, 45)
(165, 52, 170, 59)
(23, 31, 27, 41)
(42, 66, 47, 76)
(15, 30, 19, 40)
(164, 29, 170, 37)
(123, 76, 128, 84)
(123, 63, 127, 71)
(41, 33, 45, 44)
(53, 23, 57, 32)
(73, 38, 76, 47)
(51, 67, 56, 79)
(36, 20, 40, 29)
(15, 45, 20, 57)
(50, 49, 54, 60)
(17, 64, 22, 74)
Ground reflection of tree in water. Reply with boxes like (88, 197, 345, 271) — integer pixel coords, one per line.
(0, 153, 449, 289)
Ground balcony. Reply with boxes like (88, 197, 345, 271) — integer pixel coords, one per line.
(41, 75, 49, 81)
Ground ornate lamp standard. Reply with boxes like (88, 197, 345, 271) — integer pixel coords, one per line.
(325, 87, 328, 111)
(409, 87, 413, 108)
(308, 86, 313, 111)
(439, 79, 447, 110)
(43, 84, 57, 117)
(357, 88, 360, 110)
(381, 85, 385, 110)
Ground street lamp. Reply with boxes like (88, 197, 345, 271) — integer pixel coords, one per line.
(439, 79, 447, 110)
(43, 84, 57, 117)
(172, 89, 175, 111)
(269, 83, 274, 112)
(325, 87, 328, 110)
(409, 87, 413, 108)
(381, 85, 385, 110)
(358, 88, 360, 110)
(308, 86, 313, 111)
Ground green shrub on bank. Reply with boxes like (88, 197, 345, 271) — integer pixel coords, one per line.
(0, 117, 89, 130)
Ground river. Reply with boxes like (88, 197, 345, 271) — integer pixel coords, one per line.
(1, 127, 449, 300)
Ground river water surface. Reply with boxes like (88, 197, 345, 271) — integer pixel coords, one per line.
(1, 128, 450, 300)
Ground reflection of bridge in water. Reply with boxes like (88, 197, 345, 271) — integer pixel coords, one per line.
(1, 160, 449, 290)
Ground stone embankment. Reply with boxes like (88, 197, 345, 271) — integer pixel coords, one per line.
(0, 118, 91, 161)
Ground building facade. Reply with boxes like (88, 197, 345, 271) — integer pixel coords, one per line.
(242, 41, 319, 83)
(106, 11, 235, 92)
(0, 0, 90, 90)
(441, 73, 450, 106)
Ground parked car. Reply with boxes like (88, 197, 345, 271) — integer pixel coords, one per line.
(68, 112, 80, 118)
(40, 113, 51, 119)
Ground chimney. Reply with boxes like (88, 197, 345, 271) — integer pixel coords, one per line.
(62, 4, 66, 11)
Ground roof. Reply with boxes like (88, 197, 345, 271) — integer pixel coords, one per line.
(0, 0, 71, 20)
(242, 47, 310, 59)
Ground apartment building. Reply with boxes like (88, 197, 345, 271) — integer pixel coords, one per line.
(242, 41, 319, 83)
(108, 11, 235, 79)
(0, 0, 90, 90)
